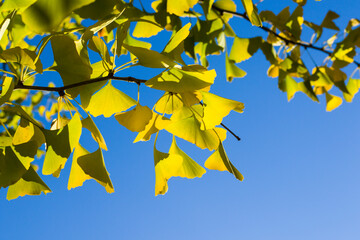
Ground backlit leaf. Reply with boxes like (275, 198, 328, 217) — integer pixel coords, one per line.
(201, 91, 244, 130)
(0, 146, 27, 189)
(0, 76, 14, 106)
(133, 16, 163, 38)
(229, 37, 262, 63)
(42, 113, 82, 177)
(115, 104, 153, 132)
(0, 47, 43, 73)
(134, 112, 170, 142)
(82, 116, 107, 150)
(86, 81, 136, 118)
(205, 142, 243, 181)
(225, 53, 247, 82)
(68, 144, 91, 190)
(7, 165, 51, 200)
(240, 0, 262, 26)
(167, 0, 198, 16)
(321, 11, 340, 30)
(145, 67, 216, 93)
(325, 92, 342, 112)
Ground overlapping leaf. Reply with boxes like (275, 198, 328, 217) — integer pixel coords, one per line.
(115, 104, 153, 132)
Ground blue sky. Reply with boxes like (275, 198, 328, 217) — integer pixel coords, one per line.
(1, 0, 360, 239)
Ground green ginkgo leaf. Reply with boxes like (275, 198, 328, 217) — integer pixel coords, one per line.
(22, 0, 95, 32)
(229, 37, 262, 63)
(134, 112, 170, 142)
(86, 81, 136, 118)
(201, 91, 244, 130)
(278, 71, 299, 101)
(82, 116, 107, 150)
(88, 36, 112, 66)
(51, 35, 92, 98)
(133, 16, 163, 38)
(225, 53, 247, 82)
(0, 76, 14, 106)
(145, 67, 216, 93)
(77, 147, 114, 193)
(115, 104, 153, 132)
(167, 0, 198, 16)
(123, 44, 175, 68)
(68, 144, 92, 190)
(6, 165, 51, 200)
(0, 47, 43, 73)
(205, 142, 243, 181)
(240, 0, 262, 26)
(0, 146, 28, 189)
(42, 113, 82, 177)
(1, 0, 37, 11)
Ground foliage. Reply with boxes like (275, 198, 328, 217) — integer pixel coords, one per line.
(0, 0, 359, 200)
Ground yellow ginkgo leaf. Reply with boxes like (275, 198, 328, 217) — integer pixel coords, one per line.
(6, 165, 51, 200)
(82, 116, 107, 150)
(134, 112, 170, 142)
(86, 81, 137, 118)
(68, 144, 91, 190)
(167, 0, 198, 16)
(165, 107, 221, 151)
(42, 113, 82, 177)
(205, 142, 243, 181)
(325, 92, 343, 112)
(115, 104, 153, 132)
(201, 91, 244, 130)
(155, 93, 184, 114)
(12, 118, 45, 147)
(145, 67, 216, 93)
(133, 16, 163, 38)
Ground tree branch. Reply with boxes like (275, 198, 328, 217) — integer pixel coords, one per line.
(210, 4, 360, 67)
(14, 74, 147, 92)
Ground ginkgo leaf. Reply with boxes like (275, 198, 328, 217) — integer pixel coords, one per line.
(6, 165, 51, 200)
(155, 92, 184, 114)
(163, 23, 191, 54)
(0, 76, 14, 106)
(133, 16, 163, 38)
(75, 0, 117, 20)
(0, 146, 28, 189)
(240, 0, 262, 26)
(12, 118, 45, 147)
(123, 44, 175, 68)
(0, 47, 43, 73)
(42, 113, 82, 177)
(116, 21, 130, 56)
(325, 92, 342, 112)
(343, 78, 360, 102)
(167, 0, 198, 16)
(134, 112, 170, 142)
(145, 67, 216, 93)
(88, 36, 112, 66)
(321, 11, 340, 30)
(229, 37, 262, 63)
(168, 137, 206, 179)
(86, 81, 136, 118)
(205, 142, 243, 181)
(51, 35, 92, 98)
(22, 0, 95, 32)
(225, 53, 247, 82)
(278, 71, 299, 101)
(77, 147, 114, 193)
(0, 10, 15, 43)
(201, 91, 244, 130)
(115, 104, 153, 132)
(82, 116, 107, 150)
(165, 107, 221, 150)
(68, 144, 92, 190)
(1, 0, 37, 11)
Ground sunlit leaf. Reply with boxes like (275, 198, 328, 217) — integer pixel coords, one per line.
(205, 142, 243, 181)
(0, 77, 14, 106)
(7, 165, 51, 200)
(134, 112, 170, 142)
(88, 36, 112, 66)
(154, 137, 206, 195)
(325, 92, 342, 112)
(155, 92, 184, 114)
(68, 144, 92, 190)
(82, 116, 107, 150)
(146, 67, 216, 93)
(1, 0, 37, 11)
(42, 113, 82, 177)
(163, 23, 191, 53)
(167, 0, 198, 16)
(77, 147, 114, 193)
(278, 71, 299, 101)
(343, 78, 360, 102)
(240, 0, 262, 26)
(133, 16, 163, 38)
(115, 104, 153, 132)
(229, 37, 262, 63)
(201, 91, 244, 130)
(225, 53, 247, 82)
(0, 47, 43, 73)
(86, 81, 136, 118)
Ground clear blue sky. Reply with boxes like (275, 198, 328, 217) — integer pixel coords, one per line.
(1, 1, 360, 239)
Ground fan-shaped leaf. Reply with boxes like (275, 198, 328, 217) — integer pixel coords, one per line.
(115, 104, 153, 132)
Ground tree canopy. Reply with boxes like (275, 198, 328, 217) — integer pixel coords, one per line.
(0, 0, 359, 200)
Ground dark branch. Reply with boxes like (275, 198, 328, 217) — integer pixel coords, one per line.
(210, 4, 360, 67)
(14, 75, 147, 92)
